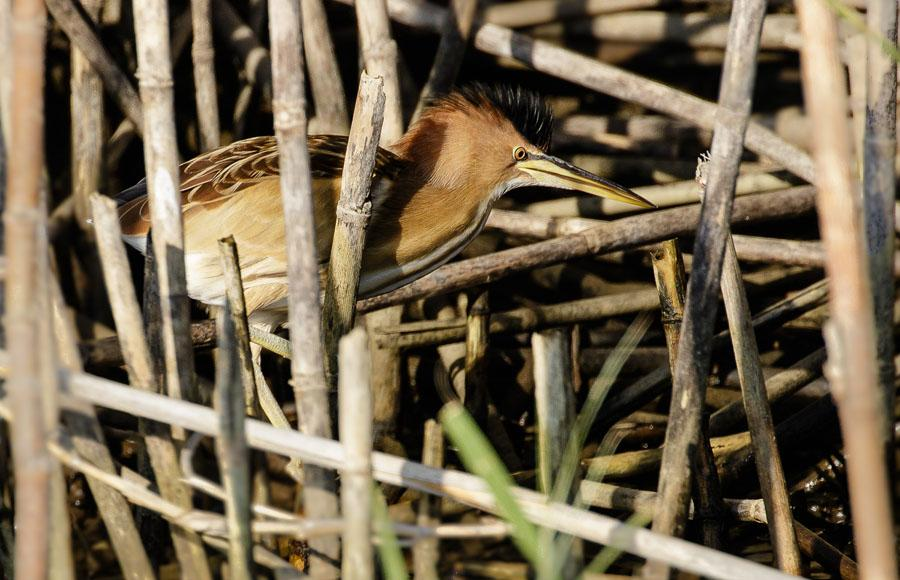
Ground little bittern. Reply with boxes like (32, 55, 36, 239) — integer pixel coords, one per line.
(118, 84, 653, 328)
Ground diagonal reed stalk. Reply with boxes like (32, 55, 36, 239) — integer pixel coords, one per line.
(214, 304, 254, 579)
(90, 194, 212, 577)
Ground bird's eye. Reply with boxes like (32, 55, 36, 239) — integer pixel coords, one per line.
(513, 146, 527, 161)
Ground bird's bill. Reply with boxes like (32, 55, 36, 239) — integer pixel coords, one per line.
(519, 154, 656, 209)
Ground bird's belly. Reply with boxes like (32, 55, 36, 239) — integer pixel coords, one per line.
(183, 251, 289, 315)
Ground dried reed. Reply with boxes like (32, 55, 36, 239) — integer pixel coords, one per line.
(266, 0, 339, 572)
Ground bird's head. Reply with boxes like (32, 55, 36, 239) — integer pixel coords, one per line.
(392, 84, 654, 209)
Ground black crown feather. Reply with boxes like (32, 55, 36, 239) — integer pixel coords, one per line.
(436, 83, 554, 152)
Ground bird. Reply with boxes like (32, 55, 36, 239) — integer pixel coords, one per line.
(117, 84, 654, 331)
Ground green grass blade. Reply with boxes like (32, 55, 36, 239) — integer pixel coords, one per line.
(583, 512, 653, 575)
(823, 0, 900, 62)
(550, 313, 653, 505)
(439, 401, 541, 568)
(372, 484, 408, 580)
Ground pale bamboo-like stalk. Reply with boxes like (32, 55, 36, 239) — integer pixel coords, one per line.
(214, 306, 254, 580)
(579, 481, 769, 524)
(89, 194, 212, 579)
(357, 0, 407, 462)
(532, 328, 576, 496)
(411, 0, 479, 121)
(302, 0, 349, 133)
(191, 0, 221, 150)
(0, 0, 9, 144)
(719, 239, 801, 573)
(413, 420, 443, 580)
(70, 0, 104, 226)
(266, 0, 339, 573)
(845, 34, 866, 167)
(49, 275, 154, 580)
(4, 0, 51, 576)
(132, 0, 198, 407)
(356, 0, 403, 141)
(863, 0, 897, 457)
(45, 0, 144, 132)
(796, 1, 899, 577)
(37, 197, 73, 580)
(60, 371, 798, 580)
(532, 327, 582, 577)
(322, 73, 385, 381)
(647, 0, 768, 563)
(339, 328, 375, 580)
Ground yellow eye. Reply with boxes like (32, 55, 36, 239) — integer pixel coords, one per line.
(513, 146, 527, 161)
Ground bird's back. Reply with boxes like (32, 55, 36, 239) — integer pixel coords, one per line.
(117, 135, 404, 318)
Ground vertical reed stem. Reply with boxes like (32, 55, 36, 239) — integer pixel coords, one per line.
(302, 0, 349, 133)
(219, 237, 259, 415)
(649, 240, 686, 368)
(796, 1, 899, 576)
(355, 0, 403, 141)
(464, 290, 489, 423)
(190, 0, 221, 150)
(411, 0, 478, 121)
(650, 240, 725, 552)
(0, 0, 9, 144)
(339, 328, 374, 580)
(70, 0, 104, 226)
(532, 328, 575, 496)
(863, 0, 897, 469)
(266, 0, 339, 573)
(413, 420, 443, 580)
(214, 305, 254, 580)
(357, 0, 406, 463)
(323, 72, 385, 381)
(4, 0, 51, 576)
(132, 0, 198, 405)
(532, 327, 582, 577)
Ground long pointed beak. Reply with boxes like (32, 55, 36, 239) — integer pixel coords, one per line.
(518, 154, 655, 209)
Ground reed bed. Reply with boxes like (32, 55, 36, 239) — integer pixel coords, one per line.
(0, 0, 898, 578)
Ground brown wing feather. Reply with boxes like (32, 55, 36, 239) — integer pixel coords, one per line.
(118, 134, 405, 237)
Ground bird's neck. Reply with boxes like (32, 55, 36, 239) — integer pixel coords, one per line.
(359, 177, 495, 296)
(355, 118, 506, 295)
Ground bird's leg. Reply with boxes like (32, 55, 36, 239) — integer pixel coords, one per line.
(248, 323, 305, 483)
